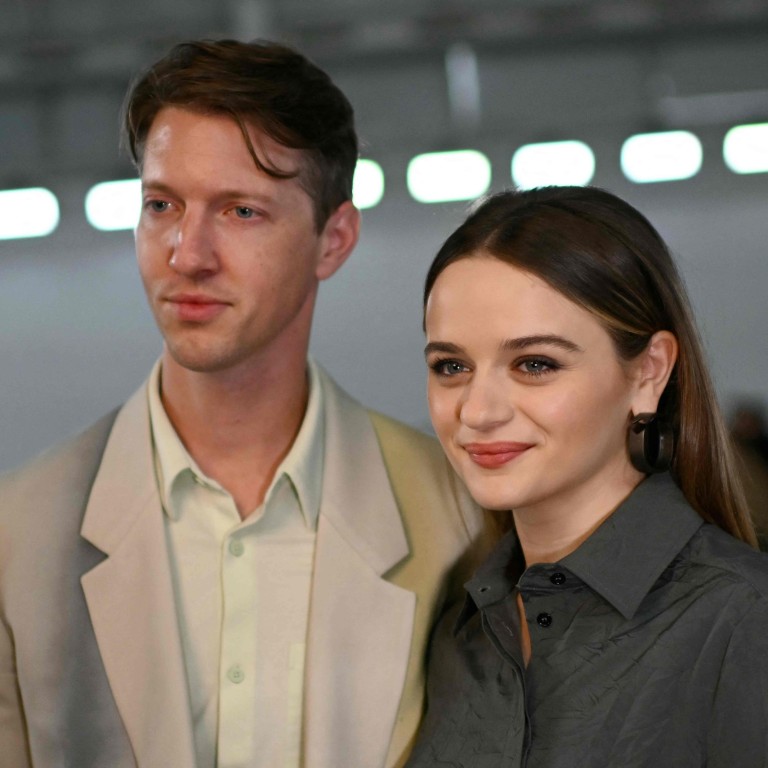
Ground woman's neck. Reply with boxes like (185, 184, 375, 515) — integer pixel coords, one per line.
(513, 462, 645, 566)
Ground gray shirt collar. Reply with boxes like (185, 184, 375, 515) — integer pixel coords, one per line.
(466, 474, 704, 621)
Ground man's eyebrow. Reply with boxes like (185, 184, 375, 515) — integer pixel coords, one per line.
(213, 189, 277, 205)
(141, 180, 276, 205)
(424, 341, 464, 358)
(140, 179, 175, 194)
(500, 335, 582, 353)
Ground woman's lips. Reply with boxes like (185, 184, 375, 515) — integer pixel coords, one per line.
(463, 442, 533, 468)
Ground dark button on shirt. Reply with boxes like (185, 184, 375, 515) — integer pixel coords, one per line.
(406, 475, 768, 768)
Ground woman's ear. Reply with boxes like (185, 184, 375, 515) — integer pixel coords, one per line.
(630, 330, 679, 415)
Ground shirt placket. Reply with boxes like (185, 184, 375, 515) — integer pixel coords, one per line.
(218, 522, 257, 768)
(516, 564, 579, 766)
(518, 566, 571, 640)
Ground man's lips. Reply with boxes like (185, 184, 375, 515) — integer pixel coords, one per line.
(164, 293, 230, 322)
(463, 442, 533, 468)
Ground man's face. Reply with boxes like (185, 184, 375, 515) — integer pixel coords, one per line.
(135, 107, 356, 377)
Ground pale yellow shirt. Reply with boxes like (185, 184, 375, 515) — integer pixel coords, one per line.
(147, 359, 324, 768)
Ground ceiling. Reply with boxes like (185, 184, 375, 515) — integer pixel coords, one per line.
(2, 0, 768, 186)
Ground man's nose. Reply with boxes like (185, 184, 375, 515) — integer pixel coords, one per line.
(168, 212, 219, 277)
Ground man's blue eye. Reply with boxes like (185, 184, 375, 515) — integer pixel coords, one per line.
(148, 200, 170, 212)
(235, 207, 255, 219)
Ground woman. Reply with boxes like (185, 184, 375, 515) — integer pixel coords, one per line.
(407, 186, 768, 767)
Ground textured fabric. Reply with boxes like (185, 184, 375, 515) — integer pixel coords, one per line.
(407, 474, 768, 768)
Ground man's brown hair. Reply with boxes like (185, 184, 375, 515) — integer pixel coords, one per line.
(122, 39, 358, 229)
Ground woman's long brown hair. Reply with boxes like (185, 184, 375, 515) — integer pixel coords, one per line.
(425, 186, 756, 546)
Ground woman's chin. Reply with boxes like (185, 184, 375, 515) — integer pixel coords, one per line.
(463, 480, 523, 513)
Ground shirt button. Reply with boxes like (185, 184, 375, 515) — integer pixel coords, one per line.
(537, 612, 553, 628)
(227, 664, 245, 684)
(228, 539, 244, 557)
(550, 572, 566, 585)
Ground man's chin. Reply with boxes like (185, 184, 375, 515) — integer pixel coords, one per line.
(163, 343, 239, 375)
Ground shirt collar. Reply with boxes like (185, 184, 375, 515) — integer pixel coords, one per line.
(147, 357, 325, 529)
(561, 473, 703, 619)
(147, 360, 203, 520)
(465, 474, 704, 622)
(275, 357, 324, 529)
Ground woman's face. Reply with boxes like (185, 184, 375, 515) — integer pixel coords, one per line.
(425, 255, 647, 517)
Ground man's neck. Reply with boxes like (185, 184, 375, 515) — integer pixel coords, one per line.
(159, 349, 311, 518)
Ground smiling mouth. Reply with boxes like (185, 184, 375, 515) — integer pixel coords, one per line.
(463, 442, 533, 468)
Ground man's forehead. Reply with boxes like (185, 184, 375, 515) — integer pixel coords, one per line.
(139, 105, 324, 226)
(143, 106, 305, 175)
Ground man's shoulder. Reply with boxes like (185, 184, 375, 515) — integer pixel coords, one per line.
(317, 364, 449, 472)
(365, 408, 486, 537)
(366, 409, 443, 460)
(0, 409, 119, 513)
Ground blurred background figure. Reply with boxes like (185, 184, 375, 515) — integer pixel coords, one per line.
(730, 399, 768, 549)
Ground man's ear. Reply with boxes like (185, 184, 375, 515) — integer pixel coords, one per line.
(630, 330, 679, 415)
(315, 200, 361, 281)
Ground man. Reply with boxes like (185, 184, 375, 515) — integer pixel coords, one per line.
(0, 40, 484, 768)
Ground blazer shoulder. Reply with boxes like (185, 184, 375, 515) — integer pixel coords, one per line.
(367, 410, 445, 465)
(0, 409, 118, 522)
(367, 410, 463, 499)
(367, 410, 484, 542)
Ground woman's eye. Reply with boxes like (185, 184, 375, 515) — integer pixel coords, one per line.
(431, 360, 468, 376)
(518, 358, 558, 376)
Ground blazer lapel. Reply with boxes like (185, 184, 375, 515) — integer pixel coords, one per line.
(303, 366, 416, 768)
(80, 385, 197, 768)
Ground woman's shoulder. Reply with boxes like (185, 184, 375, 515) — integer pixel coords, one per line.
(684, 522, 768, 603)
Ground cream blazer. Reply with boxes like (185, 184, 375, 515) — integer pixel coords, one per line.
(0, 365, 485, 768)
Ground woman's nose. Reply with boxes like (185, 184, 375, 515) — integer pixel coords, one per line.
(458, 373, 514, 431)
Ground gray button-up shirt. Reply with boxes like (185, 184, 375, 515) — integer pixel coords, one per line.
(407, 474, 768, 767)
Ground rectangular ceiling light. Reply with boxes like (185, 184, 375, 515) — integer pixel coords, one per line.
(723, 123, 768, 175)
(0, 187, 60, 240)
(85, 179, 141, 231)
(621, 131, 702, 183)
(352, 159, 385, 209)
(407, 149, 491, 203)
(512, 140, 595, 189)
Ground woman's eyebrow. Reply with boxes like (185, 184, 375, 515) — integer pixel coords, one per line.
(424, 341, 464, 358)
(500, 335, 583, 353)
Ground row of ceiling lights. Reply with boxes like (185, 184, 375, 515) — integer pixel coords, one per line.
(1, 123, 766, 241)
